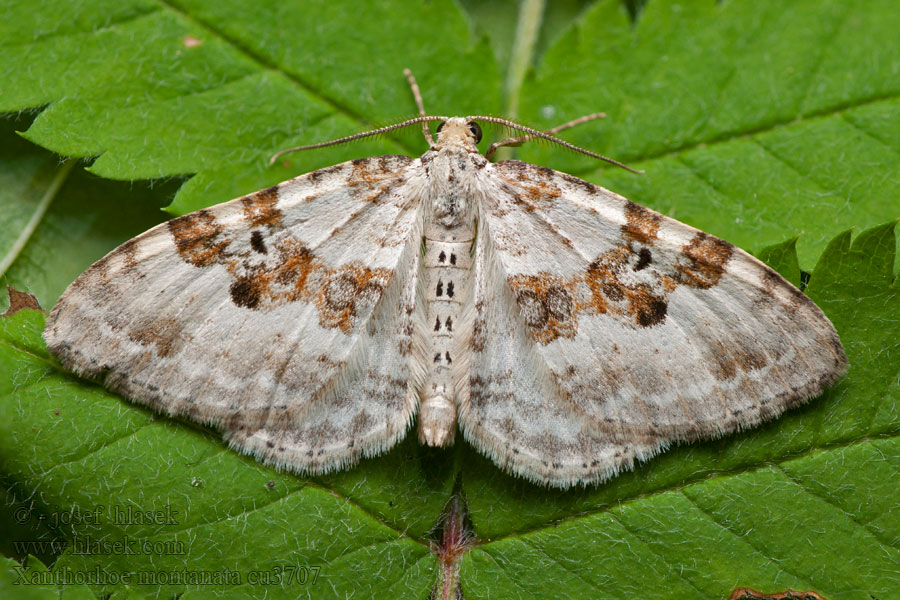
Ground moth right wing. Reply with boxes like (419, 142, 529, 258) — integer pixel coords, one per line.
(44, 155, 427, 475)
(458, 160, 846, 488)
(457, 228, 663, 488)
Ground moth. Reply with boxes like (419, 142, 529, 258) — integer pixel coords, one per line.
(44, 72, 847, 488)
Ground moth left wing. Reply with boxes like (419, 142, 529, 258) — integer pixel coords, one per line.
(44, 155, 426, 475)
(460, 160, 847, 487)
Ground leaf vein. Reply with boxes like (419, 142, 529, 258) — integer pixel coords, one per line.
(155, 0, 418, 155)
(518, 536, 606, 594)
(0, 6, 162, 49)
(772, 462, 900, 552)
(839, 113, 900, 159)
(796, 2, 853, 116)
(677, 487, 821, 593)
(605, 509, 714, 599)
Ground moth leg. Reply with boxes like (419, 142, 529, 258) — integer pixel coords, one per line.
(485, 113, 606, 159)
(403, 68, 435, 146)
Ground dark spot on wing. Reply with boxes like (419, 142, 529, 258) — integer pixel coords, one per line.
(635, 247, 652, 270)
(230, 277, 261, 309)
(250, 230, 268, 254)
(636, 296, 667, 327)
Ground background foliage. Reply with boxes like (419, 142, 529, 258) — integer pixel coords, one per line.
(1, 1, 898, 598)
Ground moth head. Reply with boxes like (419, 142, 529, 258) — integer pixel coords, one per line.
(434, 117, 482, 150)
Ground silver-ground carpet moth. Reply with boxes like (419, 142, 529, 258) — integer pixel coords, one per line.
(44, 72, 847, 488)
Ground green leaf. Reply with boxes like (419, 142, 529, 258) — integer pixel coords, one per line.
(1, 1, 899, 598)
(0, 555, 72, 600)
(756, 236, 803, 289)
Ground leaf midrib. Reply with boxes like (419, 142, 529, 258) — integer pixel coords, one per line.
(0, 161, 74, 280)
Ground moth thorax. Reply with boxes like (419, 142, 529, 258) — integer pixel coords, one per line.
(425, 151, 477, 230)
(429, 190, 472, 230)
(418, 394, 457, 447)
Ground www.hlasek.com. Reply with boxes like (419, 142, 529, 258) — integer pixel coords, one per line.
(14, 535, 185, 557)
(14, 564, 322, 587)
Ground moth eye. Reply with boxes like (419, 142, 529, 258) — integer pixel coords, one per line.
(467, 121, 483, 144)
(436, 120, 446, 134)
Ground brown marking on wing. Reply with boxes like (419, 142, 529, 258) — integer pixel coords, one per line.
(397, 305, 415, 356)
(349, 410, 375, 436)
(127, 317, 183, 358)
(471, 300, 487, 352)
(622, 201, 661, 245)
(468, 372, 513, 410)
(583, 250, 669, 328)
(278, 353, 343, 397)
(508, 274, 579, 344)
(710, 341, 738, 380)
(361, 174, 407, 204)
(270, 239, 318, 296)
(241, 186, 282, 227)
(512, 221, 740, 343)
(250, 230, 268, 254)
(583, 247, 627, 315)
(307, 162, 347, 185)
(168, 209, 230, 267)
(704, 341, 772, 382)
(349, 157, 398, 187)
(734, 346, 769, 373)
(628, 285, 668, 327)
(227, 237, 320, 310)
(315, 263, 392, 334)
(118, 238, 143, 275)
(675, 232, 734, 289)
(229, 276, 263, 309)
(502, 166, 563, 213)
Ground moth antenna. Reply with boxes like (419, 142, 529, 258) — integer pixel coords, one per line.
(269, 115, 448, 165)
(403, 68, 435, 145)
(487, 113, 607, 155)
(471, 115, 642, 174)
(269, 114, 640, 174)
